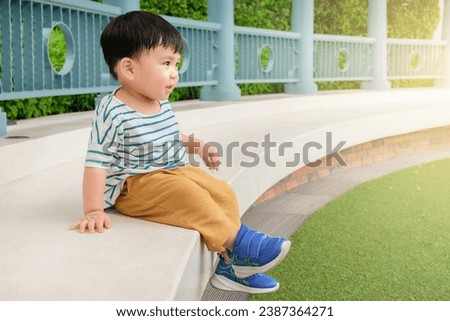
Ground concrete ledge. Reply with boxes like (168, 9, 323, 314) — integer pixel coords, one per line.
(1, 88, 450, 300)
(0, 157, 214, 300)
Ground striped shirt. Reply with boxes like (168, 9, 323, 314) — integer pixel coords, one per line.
(85, 91, 189, 207)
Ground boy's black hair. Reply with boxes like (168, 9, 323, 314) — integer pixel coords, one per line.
(100, 11, 184, 79)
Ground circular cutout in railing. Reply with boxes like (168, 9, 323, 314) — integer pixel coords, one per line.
(259, 45, 274, 73)
(44, 22, 75, 76)
(409, 50, 422, 72)
(337, 48, 349, 72)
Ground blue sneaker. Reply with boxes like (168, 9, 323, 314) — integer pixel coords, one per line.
(229, 224, 291, 278)
(210, 255, 279, 294)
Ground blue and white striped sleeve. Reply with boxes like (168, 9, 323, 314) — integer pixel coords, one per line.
(85, 100, 121, 169)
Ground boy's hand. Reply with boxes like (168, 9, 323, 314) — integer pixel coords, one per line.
(69, 210, 112, 233)
(201, 143, 221, 171)
(181, 133, 221, 171)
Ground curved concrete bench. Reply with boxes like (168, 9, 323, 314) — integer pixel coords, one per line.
(1, 88, 449, 300)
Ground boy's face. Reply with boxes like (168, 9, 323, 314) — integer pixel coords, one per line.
(131, 45, 181, 101)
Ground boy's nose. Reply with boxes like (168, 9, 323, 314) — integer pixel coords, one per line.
(169, 67, 179, 79)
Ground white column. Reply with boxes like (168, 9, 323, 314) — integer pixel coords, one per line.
(0, 108, 6, 137)
(200, 0, 241, 101)
(363, 0, 391, 90)
(285, 0, 318, 94)
(439, 0, 450, 87)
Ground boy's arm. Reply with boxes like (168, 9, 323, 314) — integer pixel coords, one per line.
(181, 133, 220, 170)
(69, 167, 112, 233)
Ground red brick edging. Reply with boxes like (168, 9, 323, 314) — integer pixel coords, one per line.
(253, 125, 450, 206)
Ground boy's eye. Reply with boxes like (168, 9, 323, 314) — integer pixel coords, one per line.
(163, 61, 180, 69)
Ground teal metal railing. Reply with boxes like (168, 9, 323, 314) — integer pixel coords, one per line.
(387, 39, 447, 80)
(0, 0, 120, 101)
(313, 35, 375, 82)
(234, 26, 301, 84)
(0, 0, 449, 137)
(162, 15, 220, 88)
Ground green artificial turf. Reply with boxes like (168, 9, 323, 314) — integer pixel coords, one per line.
(251, 158, 450, 301)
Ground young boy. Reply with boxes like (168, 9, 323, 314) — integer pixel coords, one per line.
(70, 11, 290, 294)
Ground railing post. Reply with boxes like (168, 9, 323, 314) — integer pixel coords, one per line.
(96, 1, 139, 105)
(363, 0, 391, 90)
(0, 108, 7, 137)
(285, 0, 318, 95)
(200, 0, 241, 101)
(102, 0, 140, 13)
(439, 0, 450, 87)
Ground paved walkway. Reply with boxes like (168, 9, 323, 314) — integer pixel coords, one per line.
(201, 149, 450, 301)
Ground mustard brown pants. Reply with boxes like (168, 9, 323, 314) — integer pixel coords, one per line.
(115, 165, 241, 252)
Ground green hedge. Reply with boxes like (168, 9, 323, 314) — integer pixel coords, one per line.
(0, 0, 442, 120)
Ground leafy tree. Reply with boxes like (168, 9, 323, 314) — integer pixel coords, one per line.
(141, 0, 207, 20)
(315, 0, 368, 36)
(387, 0, 441, 39)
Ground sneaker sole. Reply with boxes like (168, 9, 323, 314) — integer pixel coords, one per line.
(233, 240, 291, 278)
(210, 274, 280, 294)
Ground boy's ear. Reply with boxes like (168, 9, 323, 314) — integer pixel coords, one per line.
(116, 57, 135, 80)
